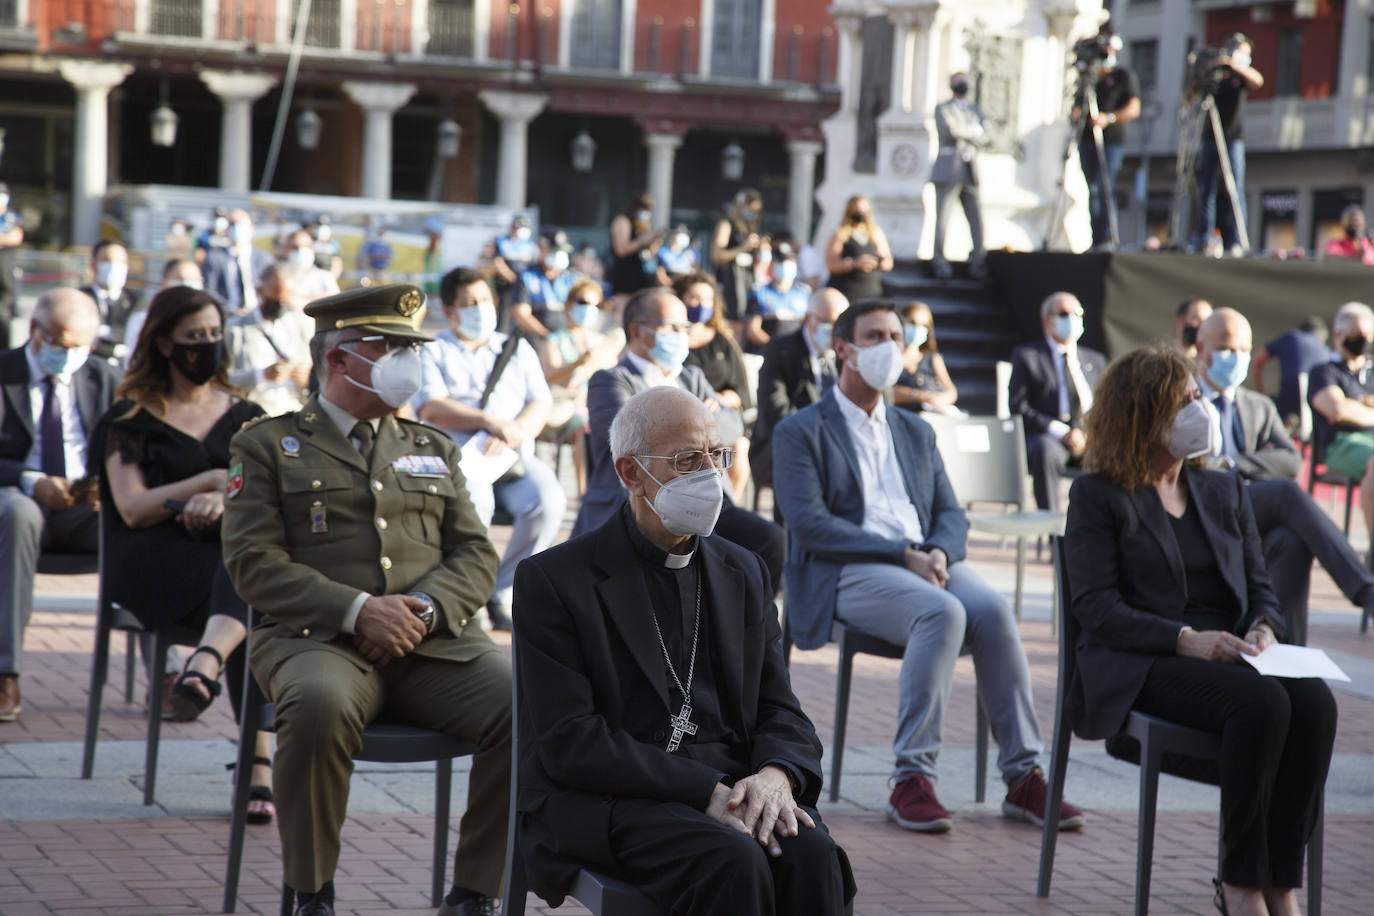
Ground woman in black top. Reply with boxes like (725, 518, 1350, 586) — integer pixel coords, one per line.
(92, 285, 275, 823)
(893, 301, 959, 415)
(711, 188, 764, 328)
(1064, 346, 1335, 916)
(676, 271, 753, 502)
(825, 194, 893, 302)
(608, 191, 665, 301)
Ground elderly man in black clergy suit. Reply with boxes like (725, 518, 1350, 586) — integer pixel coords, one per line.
(1196, 306, 1374, 641)
(512, 386, 855, 915)
(1009, 291, 1106, 512)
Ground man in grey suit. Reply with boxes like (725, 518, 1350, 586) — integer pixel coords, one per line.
(930, 73, 989, 281)
(572, 287, 784, 585)
(773, 299, 1082, 835)
(1197, 307, 1374, 639)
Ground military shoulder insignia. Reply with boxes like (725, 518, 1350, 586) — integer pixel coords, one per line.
(396, 289, 423, 317)
(241, 415, 268, 430)
(227, 462, 244, 499)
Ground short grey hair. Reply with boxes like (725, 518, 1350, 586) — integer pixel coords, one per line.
(1333, 302, 1374, 336)
(32, 287, 98, 331)
(609, 388, 709, 479)
(1040, 291, 1079, 320)
(308, 328, 348, 381)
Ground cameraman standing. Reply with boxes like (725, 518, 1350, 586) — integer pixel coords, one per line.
(1074, 30, 1140, 252)
(1193, 33, 1263, 256)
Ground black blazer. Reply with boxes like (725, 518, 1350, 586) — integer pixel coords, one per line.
(751, 329, 824, 488)
(1008, 338, 1105, 437)
(1062, 468, 1284, 740)
(0, 346, 122, 487)
(1232, 386, 1301, 481)
(511, 510, 823, 905)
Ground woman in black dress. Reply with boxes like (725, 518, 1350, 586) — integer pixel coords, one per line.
(825, 194, 893, 302)
(607, 191, 665, 308)
(676, 271, 752, 501)
(893, 301, 959, 415)
(711, 188, 764, 332)
(92, 286, 274, 823)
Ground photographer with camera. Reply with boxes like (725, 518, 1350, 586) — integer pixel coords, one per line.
(1072, 26, 1139, 252)
(1192, 33, 1263, 257)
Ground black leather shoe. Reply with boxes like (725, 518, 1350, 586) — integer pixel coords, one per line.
(294, 901, 334, 916)
(437, 895, 497, 916)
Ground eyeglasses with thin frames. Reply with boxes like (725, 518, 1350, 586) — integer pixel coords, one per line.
(636, 448, 735, 474)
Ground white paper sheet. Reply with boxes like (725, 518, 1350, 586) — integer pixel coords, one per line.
(1241, 644, 1350, 682)
(459, 432, 519, 488)
(954, 424, 991, 453)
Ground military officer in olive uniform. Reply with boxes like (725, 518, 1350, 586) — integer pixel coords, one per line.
(222, 284, 510, 916)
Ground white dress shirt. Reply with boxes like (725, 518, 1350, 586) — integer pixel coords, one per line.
(833, 385, 923, 544)
(234, 246, 259, 312)
(21, 346, 89, 495)
(1044, 333, 1094, 441)
(625, 348, 682, 387)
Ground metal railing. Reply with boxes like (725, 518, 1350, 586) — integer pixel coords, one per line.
(426, 0, 474, 58)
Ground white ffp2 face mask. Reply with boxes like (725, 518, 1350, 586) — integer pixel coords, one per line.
(1164, 397, 1221, 460)
(850, 340, 905, 391)
(342, 344, 424, 408)
(634, 460, 724, 537)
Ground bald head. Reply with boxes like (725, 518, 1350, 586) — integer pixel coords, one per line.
(30, 288, 100, 357)
(610, 387, 714, 465)
(1197, 307, 1253, 394)
(622, 287, 689, 361)
(1041, 292, 1084, 344)
(808, 288, 849, 322)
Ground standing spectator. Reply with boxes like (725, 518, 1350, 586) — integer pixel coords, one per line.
(225, 265, 314, 417)
(305, 214, 343, 278)
(195, 207, 231, 264)
(656, 225, 699, 281)
(0, 184, 22, 347)
(572, 243, 605, 285)
(1074, 26, 1139, 252)
(0, 289, 120, 723)
(677, 272, 754, 502)
(283, 228, 340, 304)
(412, 268, 566, 632)
(1192, 33, 1262, 257)
(163, 218, 192, 258)
(1176, 297, 1213, 360)
(711, 189, 765, 330)
(931, 73, 990, 280)
(1250, 317, 1331, 434)
(510, 233, 579, 339)
(358, 225, 394, 278)
(81, 241, 140, 361)
(491, 215, 540, 301)
(1322, 205, 1374, 264)
(745, 243, 811, 352)
(123, 258, 204, 355)
(825, 195, 893, 303)
(608, 192, 665, 307)
(203, 209, 272, 316)
(893, 302, 959, 416)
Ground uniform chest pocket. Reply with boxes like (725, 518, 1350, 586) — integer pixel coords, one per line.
(395, 473, 457, 540)
(280, 469, 354, 540)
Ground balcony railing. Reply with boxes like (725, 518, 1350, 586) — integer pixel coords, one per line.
(426, 0, 474, 58)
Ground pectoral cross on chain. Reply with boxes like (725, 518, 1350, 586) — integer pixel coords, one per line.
(666, 703, 698, 752)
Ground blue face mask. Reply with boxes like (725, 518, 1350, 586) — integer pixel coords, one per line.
(648, 328, 689, 370)
(812, 322, 834, 351)
(1052, 313, 1083, 343)
(571, 303, 599, 330)
(456, 301, 497, 341)
(686, 303, 714, 325)
(1206, 349, 1251, 392)
(36, 341, 91, 378)
(904, 324, 929, 348)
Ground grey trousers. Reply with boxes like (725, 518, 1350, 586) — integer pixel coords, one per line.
(466, 455, 567, 608)
(836, 561, 1043, 786)
(0, 486, 98, 674)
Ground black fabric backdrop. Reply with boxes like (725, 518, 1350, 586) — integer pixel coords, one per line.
(987, 251, 1373, 370)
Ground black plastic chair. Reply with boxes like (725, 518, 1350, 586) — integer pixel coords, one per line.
(222, 646, 476, 913)
(1037, 538, 1324, 916)
(1305, 414, 1356, 537)
(829, 624, 988, 803)
(38, 549, 142, 702)
(502, 640, 663, 916)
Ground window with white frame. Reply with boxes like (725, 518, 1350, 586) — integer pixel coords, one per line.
(569, 0, 622, 70)
(711, 0, 761, 79)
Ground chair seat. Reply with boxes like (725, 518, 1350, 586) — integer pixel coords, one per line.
(570, 869, 661, 914)
(357, 723, 476, 764)
(967, 510, 1066, 538)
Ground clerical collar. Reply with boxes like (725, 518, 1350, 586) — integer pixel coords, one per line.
(622, 502, 697, 568)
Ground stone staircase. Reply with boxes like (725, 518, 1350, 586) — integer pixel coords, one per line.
(882, 260, 1020, 417)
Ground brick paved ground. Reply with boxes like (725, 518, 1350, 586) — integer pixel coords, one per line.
(5, 516, 1373, 914)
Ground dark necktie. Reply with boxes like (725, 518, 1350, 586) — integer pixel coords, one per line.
(41, 377, 66, 478)
(1214, 396, 1240, 460)
(1063, 353, 1082, 427)
(351, 420, 375, 463)
(819, 355, 836, 395)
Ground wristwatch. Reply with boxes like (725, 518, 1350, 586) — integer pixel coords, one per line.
(408, 592, 436, 634)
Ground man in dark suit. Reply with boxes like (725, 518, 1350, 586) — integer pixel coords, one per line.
(1009, 291, 1106, 512)
(0, 288, 120, 721)
(574, 287, 784, 587)
(774, 300, 1082, 834)
(203, 209, 274, 315)
(930, 72, 990, 281)
(513, 386, 854, 915)
(81, 241, 140, 359)
(1197, 307, 1374, 639)
(750, 287, 848, 504)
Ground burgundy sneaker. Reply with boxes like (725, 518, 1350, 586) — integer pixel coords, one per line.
(1003, 767, 1085, 830)
(886, 774, 953, 833)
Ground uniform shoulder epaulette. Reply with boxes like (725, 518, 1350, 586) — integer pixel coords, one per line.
(240, 414, 270, 430)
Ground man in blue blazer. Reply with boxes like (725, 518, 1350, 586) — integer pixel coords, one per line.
(774, 299, 1083, 834)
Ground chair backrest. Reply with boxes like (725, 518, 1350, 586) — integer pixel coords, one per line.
(1296, 371, 1313, 445)
(995, 360, 1013, 420)
(1053, 537, 1079, 692)
(503, 641, 528, 912)
(920, 412, 1031, 509)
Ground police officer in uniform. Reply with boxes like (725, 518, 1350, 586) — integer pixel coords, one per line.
(222, 284, 509, 916)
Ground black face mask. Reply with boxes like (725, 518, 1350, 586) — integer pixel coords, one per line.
(1347, 225, 1362, 240)
(1181, 325, 1199, 346)
(848, 212, 867, 224)
(1344, 335, 1370, 357)
(260, 299, 284, 321)
(170, 340, 224, 386)
(951, 80, 970, 97)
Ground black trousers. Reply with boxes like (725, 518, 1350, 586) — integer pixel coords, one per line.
(716, 500, 786, 592)
(1134, 657, 1336, 889)
(1026, 432, 1080, 513)
(603, 799, 852, 916)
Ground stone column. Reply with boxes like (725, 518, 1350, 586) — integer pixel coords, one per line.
(59, 61, 132, 248)
(643, 133, 683, 227)
(343, 81, 419, 200)
(832, 7, 865, 114)
(888, 10, 917, 116)
(200, 70, 278, 193)
(786, 139, 824, 243)
(478, 90, 549, 210)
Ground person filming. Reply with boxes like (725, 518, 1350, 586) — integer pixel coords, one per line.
(1192, 33, 1262, 257)
(1074, 26, 1139, 252)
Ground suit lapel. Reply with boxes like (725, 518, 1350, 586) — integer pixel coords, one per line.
(818, 392, 863, 491)
(1, 350, 35, 439)
(295, 395, 368, 472)
(73, 364, 99, 433)
(1130, 485, 1186, 594)
(594, 520, 671, 710)
(702, 538, 746, 722)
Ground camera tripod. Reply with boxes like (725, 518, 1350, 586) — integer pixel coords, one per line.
(1166, 87, 1250, 254)
(1043, 72, 1119, 251)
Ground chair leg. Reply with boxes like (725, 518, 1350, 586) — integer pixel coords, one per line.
(279, 884, 294, 916)
(1308, 794, 1323, 916)
(1013, 537, 1026, 622)
(1035, 710, 1074, 896)
(830, 639, 856, 803)
(433, 758, 453, 908)
(123, 630, 137, 703)
(1343, 485, 1354, 537)
(223, 676, 264, 914)
(974, 699, 988, 804)
(1135, 729, 1165, 916)
(81, 598, 114, 780)
(142, 629, 172, 806)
